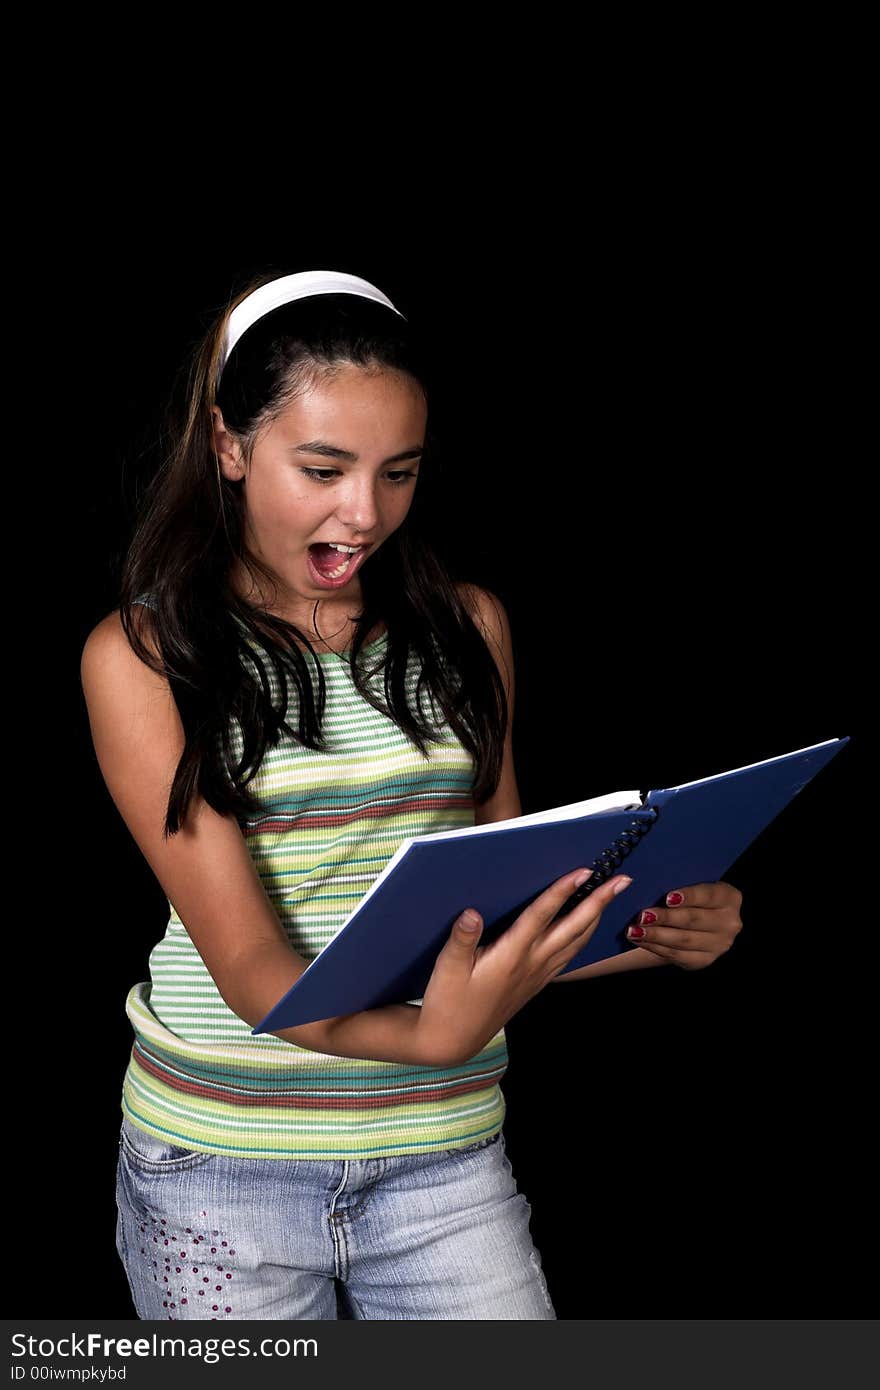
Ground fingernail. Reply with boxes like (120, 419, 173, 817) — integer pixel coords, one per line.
(574, 869, 593, 887)
(627, 925, 646, 939)
(640, 911, 657, 925)
(666, 892, 684, 906)
(613, 877, 633, 895)
(460, 910, 480, 929)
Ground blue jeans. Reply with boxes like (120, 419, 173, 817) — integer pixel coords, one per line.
(115, 1114, 556, 1320)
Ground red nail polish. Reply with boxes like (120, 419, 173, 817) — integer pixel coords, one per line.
(640, 911, 657, 925)
(667, 892, 684, 906)
(628, 925, 646, 939)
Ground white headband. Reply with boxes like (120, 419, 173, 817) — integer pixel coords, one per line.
(217, 270, 405, 382)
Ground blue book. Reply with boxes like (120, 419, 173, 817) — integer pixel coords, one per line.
(252, 735, 850, 1032)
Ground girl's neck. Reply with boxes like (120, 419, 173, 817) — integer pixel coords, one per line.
(230, 567, 365, 647)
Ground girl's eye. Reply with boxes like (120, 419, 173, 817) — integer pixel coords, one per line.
(300, 468, 418, 486)
(300, 469, 340, 483)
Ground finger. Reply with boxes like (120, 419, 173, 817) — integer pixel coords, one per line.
(629, 907, 708, 935)
(628, 904, 742, 940)
(543, 873, 634, 951)
(508, 867, 599, 945)
(540, 876, 637, 975)
(662, 881, 742, 910)
(451, 907, 484, 947)
(626, 922, 719, 952)
(418, 908, 492, 1046)
(501, 868, 622, 957)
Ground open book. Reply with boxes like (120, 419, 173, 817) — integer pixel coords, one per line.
(253, 735, 849, 1032)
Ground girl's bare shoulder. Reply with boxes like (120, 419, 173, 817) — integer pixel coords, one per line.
(455, 582, 512, 656)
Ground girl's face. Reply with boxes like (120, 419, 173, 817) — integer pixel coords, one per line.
(213, 363, 426, 621)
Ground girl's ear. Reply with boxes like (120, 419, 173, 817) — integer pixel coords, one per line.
(212, 407, 245, 481)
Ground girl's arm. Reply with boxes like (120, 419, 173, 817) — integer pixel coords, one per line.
(551, 949, 668, 981)
(81, 608, 432, 1065)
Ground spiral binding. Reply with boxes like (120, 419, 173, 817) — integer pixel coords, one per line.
(557, 809, 658, 915)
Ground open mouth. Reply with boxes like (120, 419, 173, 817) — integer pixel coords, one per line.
(307, 542, 368, 583)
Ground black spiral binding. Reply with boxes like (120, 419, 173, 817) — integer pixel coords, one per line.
(556, 809, 658, 917)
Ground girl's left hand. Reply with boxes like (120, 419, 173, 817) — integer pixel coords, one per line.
(625, 881, 743, 970)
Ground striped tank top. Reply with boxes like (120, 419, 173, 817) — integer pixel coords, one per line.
(121, 596, 508, 1159)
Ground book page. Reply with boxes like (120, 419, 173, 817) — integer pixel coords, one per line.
(415, 790, 643, 840)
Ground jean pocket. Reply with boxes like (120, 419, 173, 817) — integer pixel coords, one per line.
(119, 1116, 214, 1172)
(442, 1131, 503, 1158)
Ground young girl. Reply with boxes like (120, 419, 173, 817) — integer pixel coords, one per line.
(80, 268, 743, 1321)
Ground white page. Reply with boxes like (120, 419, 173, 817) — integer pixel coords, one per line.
(416, 789, 643, 839)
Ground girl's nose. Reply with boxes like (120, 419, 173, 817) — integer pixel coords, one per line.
(336, 480, 381, 533)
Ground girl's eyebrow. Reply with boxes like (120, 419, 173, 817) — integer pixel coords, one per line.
(291, 440, 424, 465)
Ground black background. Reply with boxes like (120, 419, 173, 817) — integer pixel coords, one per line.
(22, 212, 865, 1319)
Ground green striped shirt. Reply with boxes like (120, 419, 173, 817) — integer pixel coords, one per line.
(122, 599, 507, 1158)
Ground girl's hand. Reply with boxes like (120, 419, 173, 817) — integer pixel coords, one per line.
(624, 880, 743, 970)
(415, 868, 634, 1067)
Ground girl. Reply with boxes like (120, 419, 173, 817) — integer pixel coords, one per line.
(80, 268, 743, 1321)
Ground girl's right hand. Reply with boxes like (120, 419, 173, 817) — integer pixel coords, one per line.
(415, 869, 633, 1067)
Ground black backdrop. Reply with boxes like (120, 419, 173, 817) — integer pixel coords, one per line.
(27, 231, 864, 1319)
